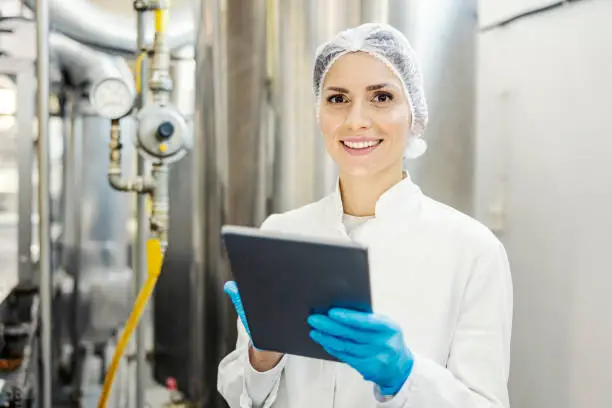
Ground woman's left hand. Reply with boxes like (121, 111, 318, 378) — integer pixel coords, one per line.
(307, 308, 414, 396)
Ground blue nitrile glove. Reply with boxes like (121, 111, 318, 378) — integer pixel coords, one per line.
(224, 281, 254, 343)
(307, 308, 414, 396)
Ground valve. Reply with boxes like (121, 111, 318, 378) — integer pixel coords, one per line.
(134, 103, 191, 163)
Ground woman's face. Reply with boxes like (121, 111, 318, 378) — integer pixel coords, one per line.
(318, 52, 412, 177)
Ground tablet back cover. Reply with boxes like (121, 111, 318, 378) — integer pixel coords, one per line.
(222, 226, 372, 361)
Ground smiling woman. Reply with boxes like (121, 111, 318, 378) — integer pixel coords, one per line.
(319, 52, 412, 179)
(218, 22, 512, 408)
(311, 23, 430, 216)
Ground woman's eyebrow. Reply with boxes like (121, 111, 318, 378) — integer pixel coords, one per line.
(325, 83, 396, 93)
(366, 83, 394, 91)
(325, 86, 349, 93)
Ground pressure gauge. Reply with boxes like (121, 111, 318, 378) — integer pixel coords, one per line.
(90, 77, 135, 119)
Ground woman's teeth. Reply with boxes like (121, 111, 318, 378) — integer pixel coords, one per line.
(342, 140, 381, 149)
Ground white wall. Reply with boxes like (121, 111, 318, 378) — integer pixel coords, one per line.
(476, 1, 612, 407)
(478, 0, 561, 27)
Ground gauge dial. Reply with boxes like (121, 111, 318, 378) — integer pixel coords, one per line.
(90, 78, 135, 119)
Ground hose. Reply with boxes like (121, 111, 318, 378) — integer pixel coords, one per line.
(97, 239, 165, 408)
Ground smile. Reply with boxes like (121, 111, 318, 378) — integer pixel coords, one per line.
(340, 139, 383, 156)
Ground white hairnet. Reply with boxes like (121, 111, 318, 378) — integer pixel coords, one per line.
(313, 23, 428, 159)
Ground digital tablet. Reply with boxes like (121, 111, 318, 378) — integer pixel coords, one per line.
(221, 225, 372, 361)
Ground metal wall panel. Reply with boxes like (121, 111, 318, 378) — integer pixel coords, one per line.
(476, 1, 612, 406)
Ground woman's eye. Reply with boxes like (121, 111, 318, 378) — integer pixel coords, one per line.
(327, 94, 346, 104)
(373, 92, 393, 103)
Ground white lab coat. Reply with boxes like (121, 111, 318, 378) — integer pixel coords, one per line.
(218, 177, 513, 408)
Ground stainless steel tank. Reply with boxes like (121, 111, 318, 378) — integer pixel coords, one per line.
(60, 107, 135, 345)
(393, 0, 477, 214)
(270, 0, 476, 213)
(191, 0, 269, 404)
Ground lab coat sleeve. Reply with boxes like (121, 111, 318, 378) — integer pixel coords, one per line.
(218, 318, 287, 408)
(376, 240, 513, 408)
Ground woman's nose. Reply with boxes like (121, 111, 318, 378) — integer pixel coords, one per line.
(345, 101, 371, 131)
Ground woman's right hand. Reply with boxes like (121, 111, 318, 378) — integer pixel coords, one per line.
(224, 281, 284, 372)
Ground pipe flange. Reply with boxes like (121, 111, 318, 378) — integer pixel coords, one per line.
(149, 0, 172, 9)
(133, 0, 153, 11)
(134, 103, 191, 163)
(149, 76, 173, 94)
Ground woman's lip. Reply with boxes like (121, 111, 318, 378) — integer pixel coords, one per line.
(341, 137, 381, 143)
(340, 139, 382, 156)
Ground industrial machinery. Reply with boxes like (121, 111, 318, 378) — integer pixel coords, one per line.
(0, 0, 194, 407)
(2, 1, 610, 408)
(0, 0, 475, 406)
(98, 1, 192, 407)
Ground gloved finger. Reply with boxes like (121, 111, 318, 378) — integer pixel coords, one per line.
(224, 280, 239, 298)
(224, 281, 244, 314)
(307, 315, 381, 344)
(323, 345, 393, 387)
(327, 308, 399, 332)
(320, 343, 363, 364)
(310, 330, 379, 358)
(320, 345, 373, 379)
(224, 281, 251, 339)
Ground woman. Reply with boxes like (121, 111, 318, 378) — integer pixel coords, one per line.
(218, 23, 512, 408)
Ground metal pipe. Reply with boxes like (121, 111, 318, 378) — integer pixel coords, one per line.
(147, 3, 172, 248)
(49, 32, 136, 102)
(108, 119, 155, 193)
(35, 0, 52, 406)
(150, 35, 172, 104)
(135, 6, 149, 408)
(23, 0, 195, 54)
(15, 61, 35, 286)
(150, 164, 169, 250)
(150, 4, 173, 105)
(65, 96, 84, 399)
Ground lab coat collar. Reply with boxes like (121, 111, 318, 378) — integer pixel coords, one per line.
(329, 172, 423, 223)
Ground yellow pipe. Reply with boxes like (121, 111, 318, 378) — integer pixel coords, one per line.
(134, 51, 148, 94)
(97, 239, 165, 408)
(155, 9, 168, 34)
